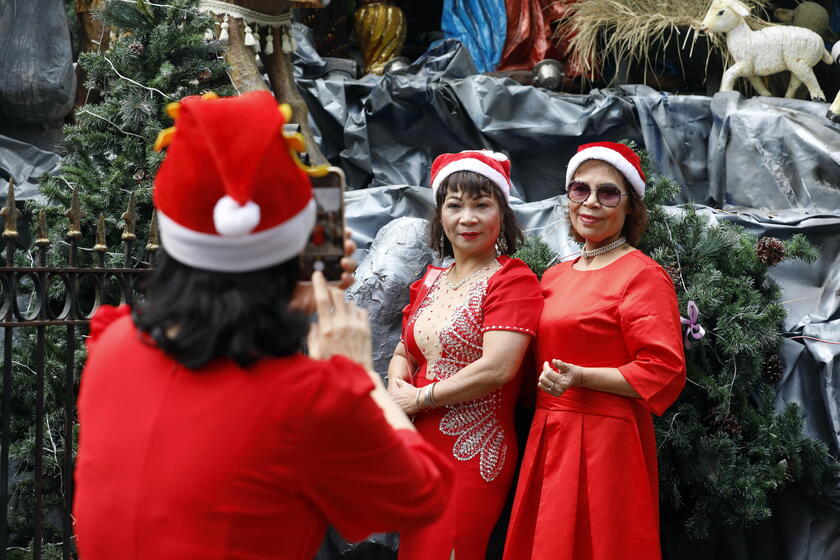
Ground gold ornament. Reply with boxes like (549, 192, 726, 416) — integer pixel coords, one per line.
(354, 1, 407, 75)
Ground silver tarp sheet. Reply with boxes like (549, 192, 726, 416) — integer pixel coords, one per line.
(293, 26, 840, 211)
(0, 133, 57, 202)
(296, 31, 840, 560)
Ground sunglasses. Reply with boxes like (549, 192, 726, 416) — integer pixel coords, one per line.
(566, 181, 628, 208)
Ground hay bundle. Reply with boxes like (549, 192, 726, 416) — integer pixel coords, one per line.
(556, 0, 771, 83)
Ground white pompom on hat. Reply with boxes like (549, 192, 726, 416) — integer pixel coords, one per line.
(430, 149, 513, 201)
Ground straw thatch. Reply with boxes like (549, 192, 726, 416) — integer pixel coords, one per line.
(555, 0, 772, 84)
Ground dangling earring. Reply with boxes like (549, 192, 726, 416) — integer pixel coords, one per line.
(495, 224, 507, 255)
(440, 230, 447, 256)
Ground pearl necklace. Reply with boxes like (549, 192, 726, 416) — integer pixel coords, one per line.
(581, 236, 627, 258)
(444, 259, 496, 290)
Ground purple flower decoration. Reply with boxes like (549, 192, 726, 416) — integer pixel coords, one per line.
(680, 300, 705, 349)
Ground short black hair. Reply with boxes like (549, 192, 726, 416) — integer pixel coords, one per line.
(132, 251, 308, 369)
(430, 171, 523, 258)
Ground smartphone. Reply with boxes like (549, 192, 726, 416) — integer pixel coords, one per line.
(299, 166, 346, 283)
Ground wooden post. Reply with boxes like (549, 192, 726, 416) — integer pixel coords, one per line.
(216, 0, 327, 165)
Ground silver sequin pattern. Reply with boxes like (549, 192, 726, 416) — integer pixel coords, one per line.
(407, 274, 506, 483)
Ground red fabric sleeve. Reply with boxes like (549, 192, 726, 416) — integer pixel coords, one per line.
(481, 258, 543, 336)
(300, 355, 453, 541)
(617, 265, 686, 416)
(86, 304, 131, 352)
(400, 276, 424, 344)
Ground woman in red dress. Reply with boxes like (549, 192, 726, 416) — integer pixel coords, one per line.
(73, 91, 453, 560)
(387, 151, 544, 560)
(504, 142, 686, 560)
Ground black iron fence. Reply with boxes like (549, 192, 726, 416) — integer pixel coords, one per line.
(0, 181, 157, 559)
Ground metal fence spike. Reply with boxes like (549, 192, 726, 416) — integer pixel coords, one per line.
(1, 177, 21, 239)
(66, 188, 84, 240)
(35, 209, 51, 247)
(146, 210, 160, 253)
(122, 191, 138, 241)
(94, 213, 108, 253)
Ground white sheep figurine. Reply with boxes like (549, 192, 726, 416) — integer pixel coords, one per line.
(829, 43, 840, 123)
(700, 0, 833, 101)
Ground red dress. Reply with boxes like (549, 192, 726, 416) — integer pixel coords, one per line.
(399, 256, 543, 560)
(504, 251, 686, 560)
(74, 305, 453, 560)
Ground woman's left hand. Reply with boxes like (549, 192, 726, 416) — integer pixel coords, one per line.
(290, 229, 357, 312)
(388, 377, 423, 416)
(538, 359, 584, 397)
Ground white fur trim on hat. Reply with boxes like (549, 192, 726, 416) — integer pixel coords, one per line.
(461, 149, 508, 162)
(565, 146, 646, 197)
(158, 199, 316, 272)
(213, 195, 261, 237)
(432, 159, 511, 201)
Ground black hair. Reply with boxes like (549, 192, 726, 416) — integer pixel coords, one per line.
(132, 250, 308, 369)
(429, 171, 524, 258)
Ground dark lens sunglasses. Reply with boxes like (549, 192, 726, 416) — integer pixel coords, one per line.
(566, 181, 627, 208)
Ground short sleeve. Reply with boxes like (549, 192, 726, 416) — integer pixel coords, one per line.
(300, 355, 453, 540)
(86, 304, 131, 352)
(481, 258, 543, 337)
(617, 265, 686, 416)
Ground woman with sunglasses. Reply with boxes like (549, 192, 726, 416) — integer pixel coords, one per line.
(387, 150, 543, 560)
(503, 142, 686, 560)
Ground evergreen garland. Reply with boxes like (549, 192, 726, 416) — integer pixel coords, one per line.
(515, 141, 839, 539)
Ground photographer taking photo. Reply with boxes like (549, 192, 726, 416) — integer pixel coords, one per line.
(72, 91, 452, 560)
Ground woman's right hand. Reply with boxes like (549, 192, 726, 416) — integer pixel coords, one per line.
(307, 270, 373, 372)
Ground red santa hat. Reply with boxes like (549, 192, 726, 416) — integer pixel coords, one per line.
(153, 90, 327, 272)
(430, 150, 512, 201)
(565, 141, 646, 197)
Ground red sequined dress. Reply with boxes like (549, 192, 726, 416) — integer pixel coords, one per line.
(398, 256, 543, 560)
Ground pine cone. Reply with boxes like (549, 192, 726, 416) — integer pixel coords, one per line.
(128, 41, 145, 56)
(756, 237, 785, 267)
(663, 263, 682, 290)
(762, 353, 784, 385)
(721, 416, 742, 437)
(197, 69, 212, 83)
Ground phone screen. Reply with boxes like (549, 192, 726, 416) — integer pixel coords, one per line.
(299, 166, 346, 282)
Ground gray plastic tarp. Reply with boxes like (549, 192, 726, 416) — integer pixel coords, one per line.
(292, 28, 840, 211)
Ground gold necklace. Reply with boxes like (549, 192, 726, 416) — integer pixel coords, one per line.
(444, 258, 496, 290)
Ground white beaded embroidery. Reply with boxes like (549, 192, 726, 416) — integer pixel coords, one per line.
(408, 266, 507, 482)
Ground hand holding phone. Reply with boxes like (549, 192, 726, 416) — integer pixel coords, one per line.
(299, 166, 346, 283)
